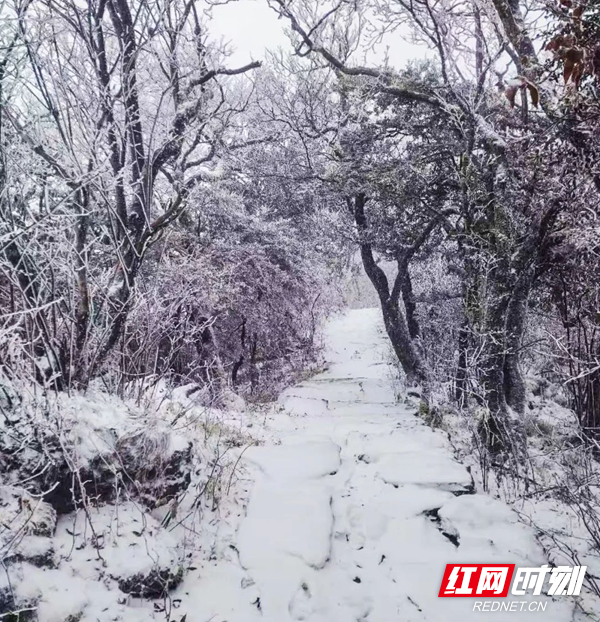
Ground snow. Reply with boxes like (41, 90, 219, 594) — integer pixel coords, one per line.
(50, 390, 138, 465)
(2, 308, 585, 621)
(24, 571, 89, 622)
(225, 308, 576, 622)
(443, 366, 600, 617)
(53, 502, 183, 582)
(376, 451, 474, 492)
(11, 535, 53, 561)
(243, 441, 341, 481)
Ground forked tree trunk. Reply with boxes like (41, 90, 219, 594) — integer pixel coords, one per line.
(380, 299, 427, 386)
(351, 193, 429, 392)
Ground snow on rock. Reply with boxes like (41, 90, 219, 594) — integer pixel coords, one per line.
(0, 489, 57, 539)
(20, 568, 89, 622)
(9, 536, 56, 569)
(0, 386, 193, 514)
(239, 481, 333, 569)
(0, 561, 152, 622)
(376, 450, 474, 493)
(236, 442, 339, 619)
(0, 377, 252, 621)
(1, 501, 186, 620)
(437, 495, 543, 564)
(219, 388, 247, 411)
(114, 422, 193, 508)
(54, 502, 184, 597)
(1, 489, 57, 570)
(243, 441, 340, 481)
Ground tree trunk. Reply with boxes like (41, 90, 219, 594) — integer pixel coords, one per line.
(380, 300, 427, 386)
(455, 320, 469, 406)
(503, 273, 532, 415)
(231, 318, 246, 386)
(481, 290, 527, 459)
(481, 296, 512, 453)
(401, 268, 421, 340)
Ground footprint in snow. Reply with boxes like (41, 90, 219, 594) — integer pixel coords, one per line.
(289, 582, 315, 620)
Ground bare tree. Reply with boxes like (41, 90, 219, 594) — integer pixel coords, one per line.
(2, 0, 259, 387)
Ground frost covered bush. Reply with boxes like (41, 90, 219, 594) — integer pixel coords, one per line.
(116, 200, 335, 403)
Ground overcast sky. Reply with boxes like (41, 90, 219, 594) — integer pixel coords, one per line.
(210, 1, 288, 64)
(209, 0, 431, 69)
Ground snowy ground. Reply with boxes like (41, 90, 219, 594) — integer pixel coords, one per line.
(3, 308, 585, 621)
(181, 308, 575, 622)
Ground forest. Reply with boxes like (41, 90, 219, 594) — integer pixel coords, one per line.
(1, 0, 600, 619)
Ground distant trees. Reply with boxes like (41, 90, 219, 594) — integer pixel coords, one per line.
(267, 0, 600, 461)
(121, 170, 336, 400)
(330, 78, 453, 398)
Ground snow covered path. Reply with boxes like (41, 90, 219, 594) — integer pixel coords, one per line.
(229, 309, 573, 621)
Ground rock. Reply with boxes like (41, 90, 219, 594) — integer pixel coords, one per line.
(116, 566, 184, 598)
(0, 563, 40, 621)
(53, 502, 186, 601)
(42, 457, 118, 515)
(5, 537, 56, 569)
(0, 490, 56, 569)
(423, 507, 461, 547)
(19, 496, 57, 538)
(219, 389, 246, 411)
(0, 393, 121, 514)
(115, 425, 193, 509)
(0, 394, 194, 514)
(23, 568, 88, 622)
(0, 586, 38, 621)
